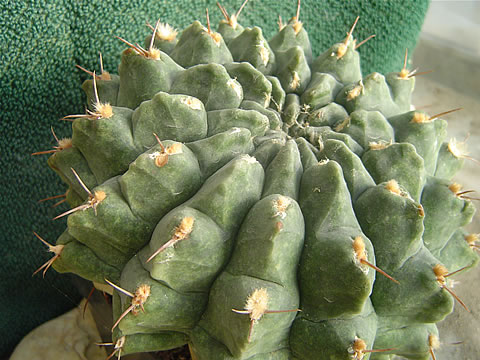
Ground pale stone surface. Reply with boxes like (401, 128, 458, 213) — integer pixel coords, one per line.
(10, 299, 107, 360)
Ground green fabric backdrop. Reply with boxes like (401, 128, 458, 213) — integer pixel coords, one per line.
(0, 0, 430, 355)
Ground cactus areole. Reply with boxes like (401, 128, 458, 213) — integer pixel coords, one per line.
(34, 2, 478, 360)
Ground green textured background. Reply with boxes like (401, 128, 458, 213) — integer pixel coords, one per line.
(0, 0, 429, 356)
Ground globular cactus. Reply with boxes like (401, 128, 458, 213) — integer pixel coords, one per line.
(33, 1, 478, 359)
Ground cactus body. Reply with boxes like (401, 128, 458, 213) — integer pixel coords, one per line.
(38, 7, 478, 360)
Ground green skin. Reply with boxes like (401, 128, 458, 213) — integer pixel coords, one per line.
(140, 206, 227, 293)
(47, 146, 97, 201)
(252, 138, 287, 170)
(81, 74, 120, 110)
(225, 62, 273, 108)
(207, 109, 270, 137)
(170, 63, 243, 111)
(354, 182, 425, 271)
(298, 161, 375, 321)
(421, 176, 476, 253)
(118, 141, 203, 224)
(339, 109, 394, 149)
(274, 46, 311, 95)
(371, 321, 438, 360)
(319, 139, 375, 202)
(186, 127, 255, 178)
(311, 37, 361, 84)
(253, 130, 287, 148)
(113, 328, 188, 355)
(262, 140, 303, 200)
(67, 176, 154, 268)
(385, 72, 415, 114)
(53, 230, 120, 283)
(336, 71, 415, 119)
(362, 143, 426, 202)
(45, 17, 479, 360)
(370, 245, 454, 324)
(131, 91, 208, 148)
(171, 21, 233, 67)
(433, 229, 479, 272)
(301, 126, 364, 157)
(64, 187, 84, 208)
(241, 100, 283, 131)
(282, 94, 301, 129)
(189, 325, 292, 360)
(217, 21, 245, 45)
(117, 49, 183, 110)
(114, 155, 265, 336)
(295, 137, 320, 171)
(269, 20, 313, 65)
(116, 255, 209, 334)
(302, 102, 349, 128)
(300, 72, 343, 110)
(266, 75, 286, 112)
(199, 273, 299, 358)
(228, 27, 276, 75)
(145, 33, 178, 55)
(196, 194, 304, 358)
(388, 111, 447, 175)
(52, 133, 260, 283)
(290, 300, 377, 360)
(72, 106, 138, 183)
(434, 142, 465, 180)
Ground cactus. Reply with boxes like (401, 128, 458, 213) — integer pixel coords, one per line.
(33, 2, 478, 360)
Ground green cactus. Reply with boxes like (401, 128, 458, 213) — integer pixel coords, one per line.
(33, 2, 478, 360)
